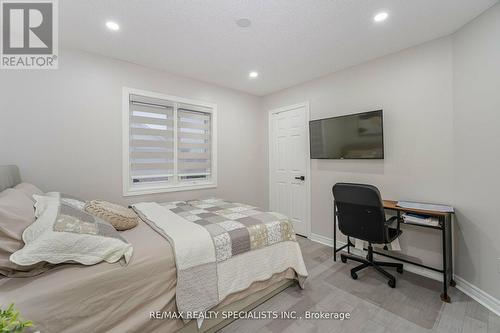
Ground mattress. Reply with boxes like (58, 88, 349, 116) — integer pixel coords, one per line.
(0, 220, 298, 333)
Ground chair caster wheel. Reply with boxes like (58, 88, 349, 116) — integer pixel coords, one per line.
(341, 256, 347, 263)
(351, 271, 358, 280)
(397, 267, 403, 274)
(388, 279, 396, 288)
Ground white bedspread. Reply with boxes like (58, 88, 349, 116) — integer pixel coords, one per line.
(132, 201, 308, 327)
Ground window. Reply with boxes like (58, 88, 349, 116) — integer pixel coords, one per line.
(122, 88, 217, 195)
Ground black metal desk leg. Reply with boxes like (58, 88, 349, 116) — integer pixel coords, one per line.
(333, 202, 359, 261)
(333, 203, 337, 261)
(440, 216, 451, 303)
(448, 215, 456, 287)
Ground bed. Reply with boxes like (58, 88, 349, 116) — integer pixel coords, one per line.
(0, 165, 308, 333)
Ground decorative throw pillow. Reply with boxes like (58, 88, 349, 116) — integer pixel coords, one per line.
(10, 195, 133, 266)
(0, 189, 51, 277)
(84, 200, 139, 231)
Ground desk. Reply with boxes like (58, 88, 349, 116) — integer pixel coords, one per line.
(333, 200, 454, 302)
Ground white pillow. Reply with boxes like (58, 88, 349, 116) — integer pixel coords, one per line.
(11, 195, 133, 266)
(14, 183, 44, 201)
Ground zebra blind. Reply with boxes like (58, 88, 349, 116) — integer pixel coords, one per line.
(126, 92, 215, 192)
(129, 94, 174, 184)
(177, 103, 212, 182)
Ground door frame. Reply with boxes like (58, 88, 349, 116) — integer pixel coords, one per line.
(268, 102, 311, 238)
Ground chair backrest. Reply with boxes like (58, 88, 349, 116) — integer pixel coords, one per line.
(332, 183, 388, 244)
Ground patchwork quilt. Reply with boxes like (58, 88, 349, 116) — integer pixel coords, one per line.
(164, 198, 296, 262)
(132, 198, 308, 324)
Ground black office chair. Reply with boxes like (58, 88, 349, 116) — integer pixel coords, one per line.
(332, 183, 403, 288)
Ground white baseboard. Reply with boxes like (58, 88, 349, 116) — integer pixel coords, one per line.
(309, 233, 334, 247)
(308, 233, 500, 316)
(454, 276, 500, 317)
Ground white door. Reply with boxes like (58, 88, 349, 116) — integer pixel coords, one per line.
(269, 103, 310, 237)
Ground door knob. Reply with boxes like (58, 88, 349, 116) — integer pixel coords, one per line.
(295, 176, 305, 181)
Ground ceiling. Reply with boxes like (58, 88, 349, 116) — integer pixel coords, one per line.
(60, 0, 497, 96)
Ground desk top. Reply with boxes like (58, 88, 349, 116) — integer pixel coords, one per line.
(383, 200, 452, 217)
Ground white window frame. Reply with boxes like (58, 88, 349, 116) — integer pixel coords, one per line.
(122, 87, 217, 196)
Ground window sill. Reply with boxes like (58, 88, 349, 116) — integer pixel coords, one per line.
(123, 182, 217, 196)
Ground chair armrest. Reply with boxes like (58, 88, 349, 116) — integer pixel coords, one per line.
(385, 216, 400, 225)
(386, 215, 403, 236)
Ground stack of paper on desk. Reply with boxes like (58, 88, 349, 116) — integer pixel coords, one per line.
(402, 213, 440, 227)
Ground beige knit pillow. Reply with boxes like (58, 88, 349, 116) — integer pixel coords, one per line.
(84, 200, 138, 231)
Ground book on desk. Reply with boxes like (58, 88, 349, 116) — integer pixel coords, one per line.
(402, 213, 439, 227)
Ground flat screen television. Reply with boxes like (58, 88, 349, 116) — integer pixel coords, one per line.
(309, 110, 384, 159)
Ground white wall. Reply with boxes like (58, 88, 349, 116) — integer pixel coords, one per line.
(263, 4, 500, 300)
(0, 48, 267, 208)
(453, 3, 500, 300)
(263, 38, 454, 269)
(0, 3, 498, 302)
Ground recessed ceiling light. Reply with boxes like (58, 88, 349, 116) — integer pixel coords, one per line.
(249, 71, 259, 79)
(236, 18, 252, 28)
(373, 12, 389, 23)
(106, 21, 120, 31)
